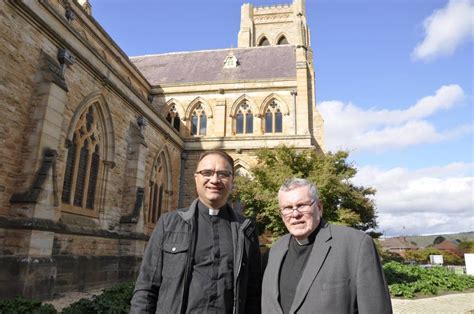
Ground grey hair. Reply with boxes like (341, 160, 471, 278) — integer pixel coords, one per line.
(278, 178, 319, 201)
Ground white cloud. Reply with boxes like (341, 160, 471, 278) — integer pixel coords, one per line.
(318, 84, 469, 153)
(353, 162, 474, 236)
(412, 0, 474, 61)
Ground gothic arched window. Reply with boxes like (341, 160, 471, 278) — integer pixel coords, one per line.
(166, 104, 180, 131)
(148, 153, 168, 225)
(235, 102, 253, 135)
(258, 37, 270, 46)
(277, 36, 289, 45)
(191, 103, 207, 136)
(62, 105, 102, 211)
(264, 100, 283, 133)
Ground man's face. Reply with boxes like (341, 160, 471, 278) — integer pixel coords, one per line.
(194, 154, 234, 209)
(278, 186, 322, 240)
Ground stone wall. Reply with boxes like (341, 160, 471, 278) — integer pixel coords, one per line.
(0, 0, 182, 300)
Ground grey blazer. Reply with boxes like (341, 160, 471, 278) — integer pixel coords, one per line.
(262, 221, 392, 314)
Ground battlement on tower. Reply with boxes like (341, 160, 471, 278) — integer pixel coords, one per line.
(238, 0, 308, 48)
(254, 3, 292, 12)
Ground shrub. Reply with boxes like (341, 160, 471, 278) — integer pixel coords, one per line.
(403, 248, 464, 265)
(61, 282, 134, 314)
(458, 241, 474, 253)
(0, 297, 57, 314)
(384, 261, 474, 298)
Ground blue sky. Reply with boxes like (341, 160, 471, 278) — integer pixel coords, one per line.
(92, 0, 473, 236)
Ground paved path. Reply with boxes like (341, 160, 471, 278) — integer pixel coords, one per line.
(392, 292, 474, 314)
(46, 290, 474, 313)
(44, 288, 104, 312)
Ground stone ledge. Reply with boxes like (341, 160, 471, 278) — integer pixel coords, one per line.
(0, 217, 148, 241)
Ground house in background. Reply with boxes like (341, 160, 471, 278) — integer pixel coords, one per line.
(379, 237, 419, 257)
(432, 237, 463, 257)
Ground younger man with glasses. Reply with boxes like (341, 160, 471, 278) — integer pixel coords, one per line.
(262, 178, 392, 314)
(131, 150, 261, 313)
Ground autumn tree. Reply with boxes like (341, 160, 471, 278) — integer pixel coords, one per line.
(233, 146, 378, 237)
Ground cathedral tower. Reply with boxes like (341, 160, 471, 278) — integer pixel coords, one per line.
(238, 0, 310, 48)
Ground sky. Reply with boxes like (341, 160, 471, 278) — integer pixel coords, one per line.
(91, 0, 474, 237)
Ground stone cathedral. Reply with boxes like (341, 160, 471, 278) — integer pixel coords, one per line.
(0, 0, 324, 299)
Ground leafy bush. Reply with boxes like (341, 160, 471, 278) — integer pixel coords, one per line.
(404, 248, 463, 265)
(384, 261, 474, 298)
(459, 241, 474, 253)
(0, 297, 57, 314)
(61, 282, 134, 314)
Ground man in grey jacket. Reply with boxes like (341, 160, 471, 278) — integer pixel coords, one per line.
(131, 151, 261, 314)
(262, 178, 392, 314)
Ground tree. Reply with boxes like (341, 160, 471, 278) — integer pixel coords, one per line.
(458, 241, 474, 254)
(232, 146, 377, 237)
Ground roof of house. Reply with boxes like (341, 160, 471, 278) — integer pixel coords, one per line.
(433, 239, 460, 252)
(130, 45, 297, 86)
(379, 237, 418, 250)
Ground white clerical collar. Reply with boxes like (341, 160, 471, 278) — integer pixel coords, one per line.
(295, 237, 310, 245)
(208, 208, 220, 216)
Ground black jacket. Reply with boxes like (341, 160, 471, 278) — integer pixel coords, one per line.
(130, 199, 262, 314)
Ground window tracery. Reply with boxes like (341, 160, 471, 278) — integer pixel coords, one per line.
(190, 103, 207, 136)
(148, 153, 167, 225)
(62, 105, 102, 212)
(166, 104, 180, 131)
(235, 102, 253, 135)
(264, 100, 283, 133)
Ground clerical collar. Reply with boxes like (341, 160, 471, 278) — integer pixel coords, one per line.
(197, 200, 226, 216)
(208, 208, 219, 216)
(295, 237, 310, 245)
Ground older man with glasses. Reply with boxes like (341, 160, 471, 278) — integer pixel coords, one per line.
(131, 150, 262, 314)
(262, 178, 392, 314)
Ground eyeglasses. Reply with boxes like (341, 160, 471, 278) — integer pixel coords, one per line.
(195, 169, 233, 180)
(280, 200, 316, 217)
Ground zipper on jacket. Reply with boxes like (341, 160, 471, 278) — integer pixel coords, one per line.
(233, 219, 251, 314)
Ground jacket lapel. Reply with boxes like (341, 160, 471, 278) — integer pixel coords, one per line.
(290, 222, 332, 313)
(178, 198, 199, 221)
(267, 234, 290, 313)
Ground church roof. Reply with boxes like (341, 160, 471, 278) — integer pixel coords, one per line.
(130, 45, 297, 86)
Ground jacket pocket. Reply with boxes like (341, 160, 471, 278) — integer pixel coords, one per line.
(161, 241, 188, 278)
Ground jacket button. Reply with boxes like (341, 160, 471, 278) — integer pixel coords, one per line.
(172, 247, 176, 252)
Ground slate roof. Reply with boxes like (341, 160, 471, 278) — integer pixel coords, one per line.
(130, 45, 297, 86)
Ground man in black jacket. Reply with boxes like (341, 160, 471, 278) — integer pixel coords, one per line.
(130, 150, 262, 314)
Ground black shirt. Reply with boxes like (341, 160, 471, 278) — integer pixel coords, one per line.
(186, 201, 234, 314)
(278, 226, 319, 314)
